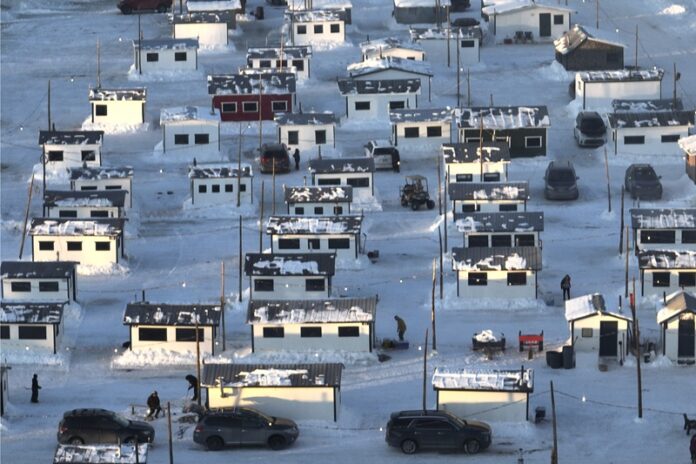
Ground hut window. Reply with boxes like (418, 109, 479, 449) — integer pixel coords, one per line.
(315, 130, 327, 145)
(461, 204, 480, 212)
(146, 53, 159, 62)
(305, 278, 325, 291)
(47, 151, 64, 162)
(314, 206, 324, 215)
(39, 241, 55, 251)
(455, 173, 473, 182)
(81, 151, 96, 161)
(39, 281, 59, 292)
(0, 326, 8, 339)
(292, 59, 304, 71)
(553, 14, 564, 25)
(338, 326, 360, 337)
(347, 177, 369, 188)
(404, 127, 420, 138)
(333, 206, 343, 215)
(482, 172, 500, 182)
(661, 134, 680, 143)
(263, 327, 284, 338)
(67, 241, 82, 251)
(272, 101, 288, 112)
(640, 230, 675, 244)
(301, 326, 322, 338)
(295, 207, 305, 215)
(254, 279, 274, 292)
(225, 184, 233, 193)
(198, 185, 207, 193)
(468, 272, 487, 286)
(308, 238, 321, 249)
(278, 239, 301, 249)
(313, 25, 323, 34)
(581, 328, 593, 338)
(389, 101, 405, 110)
(95, 105, 107, 116)
(90, 210, 109, 218)
(524, 136, 543, 148)
(507, 272, 527, 286)
(174, 134, 189, 145)
(288, 131, 299, 145)
(240, 184, 247, 192)
(105, 185, 122, 190)
(11, 282, 31, 292)
(330, 24, 340, 34)
(427, 126, 442, 138)
(139, 327, 167, 341)
(18, 326, 47, 340)
(174, 52, 187, 62)
(328, 238, 350, 249)
(59, 210, 78, 218)
(652, 272, 670, 287)
(683, 231, 696, 244)
(491, 235, 512, 247)
(499, 204, 518, 212)
(175, 328, 204, 342)
(297, 25, 307, 35)
(317, 178, 341, 186)
(624, 136, 645, 145)
(212, 184, 220, 193)
(259, 60, 272, 68)
(515, 234, 535, 246)
(355, 101, 370, 111)
(467, 235, 488, 248)
(194, 134, 209, 145)
(465, 137, 481, 144)
(461, 40, 475, 48)
(221, 102, 237, 113)
(242, 102, 258, 113)
(95, 242, 111, 251)
(678, 272, 696, 287)
(80, 186, 98, 191)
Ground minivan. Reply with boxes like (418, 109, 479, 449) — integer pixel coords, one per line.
(259, 143, 291, 174)
(117, 0, 172, 14)
(574, 111, 606, 148)
(544, 161, 579, 200)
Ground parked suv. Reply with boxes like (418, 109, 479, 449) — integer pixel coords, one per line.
(117, 0, 172, 14)
(364, 139, 400, 171)
(544, 161, 579, 200)
(259, 143, 291, 174)
(193, 408, 299, 451)
(574, 111, 606, 147)
(385, 410, 491, 455)
(625, 164, 662, 200)
(58, 409, 155, 445)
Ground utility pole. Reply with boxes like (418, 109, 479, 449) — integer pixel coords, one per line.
(138, 13, 142, 75)
(422, 329, 429, 411)
(624, 226, 629, 297)
(195, 320, 202, 406)
(237, 124, 243, 207)
(466, 68, 471, 106)
(272, 161, 276, 215)
(238, 216, 243, 302)
(167, 402, 174, 464)
(673, 62, 680, 105)
(258, 78, 263, 154)
(443, 171, 448, 251)
(97, 40, 101, 89)
(18, 173, 36, 260)
(596, 0, 599, 29)
(259, 181, 265, 253)
(44, 80, 50, 195)
(604, 148, 611, 212)
(619, 187, 625, 254)
(631, 279, 643, 418)
(634, 25, 639, 68)
(431, 260, 437, 351)
(550, 381, 558, 464)
(220, 261, 226, 351)
(436, 154, 442, 214)
(438, 226, 444, 300)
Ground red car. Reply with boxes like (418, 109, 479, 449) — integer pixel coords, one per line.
(259, 143, 291, 174)
(117, 0, 172, 14)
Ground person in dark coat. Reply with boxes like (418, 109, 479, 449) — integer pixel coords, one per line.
(146, 391, 162, 419)
(561, 275, 571, 301)
(293, 148, 300, 170)
(394, 315, 407, 341)
(391, 149, 400, 173)
(690, 434, 696, 464)
(30, 374, 41, 403)
(186, 375, 199, 402)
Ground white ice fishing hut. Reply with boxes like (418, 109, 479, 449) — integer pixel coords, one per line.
(172, 12, 233, 46)
(246, 46, 312, 80)
(565, 293, 630, 359)
(574, 68, 664, 110)
(89, 88, 146, 126)
(482, 1, 571, 44)
(630, 208, 696, 252)
(309, 158, 375, 197)
(360, 37, 425, 61)
(133, 38, 198, 74)
(390, 107, 452, 151)
(244, 252, 336, 300)
(337, 78, 421, 120)
(448, 181, 529, 213)
(69, 166, 134, 209)
(348, 57, 433, 102)
(1, 261, 77, 303)
(38, 130, 104, 168)
(288, 10, 346, 46)
(657, 291, 695, 364)
(43, 190, 126, 219)
(189, 163, 253, 206)
(276, 112, 337, 156)
(266, 215, 363, 261)
(410, 26, 481, 66)
(160, 106, 220, 155)
(607, 110, 694, 155)
(0, 302, 65, 354)
(442, 142, 510, 184)
(285, 186, 353, 216)
(455, 211, 544, 248)
(638, 250, 696, 297)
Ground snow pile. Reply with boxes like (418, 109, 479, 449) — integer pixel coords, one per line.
(434, 283, 548, 311)
(660, 4, 686, 15)
(53, 197, 114, 208)
(81, 118, 150, 135)
(229, 349, 379, 366)
(127, 66, 204, 82)
(352, 188, 383, 212)
(432, 367, 533, 391)
(678, 134, 696, 154)
(77, 263, 129, 276)
(224, 368, 309, 386)
(31, 220, 118, 236)
(253, 304, 373, 323)
(474, 329, 497, 342)
(112, 348, 208, 368)
(2, 347, 68, 366)
(252, 258, 320, 275)
(181, 198, 258, 218)
(538, 60, 572, 82)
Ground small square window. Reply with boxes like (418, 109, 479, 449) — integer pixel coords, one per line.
(482, 172, 500, 182)
(174, 52, 187, 62)
(174, 134, 189, 145)
(292, 59, 304, 71)
(315, 130, 327, 144)
(314, 206, 324, 215)
(288, 131, 299, 145)
(212, 184, 220, 193)
(272, 101, 288, 112)
(243, 101, 258, 113)
(330, 23, 340, 33)
(334, 206, 343, 215)
(306, 278, 325, 292)
(460, 39, 475, 48)
(301, 326, 322, 337)
(355, 101, 371, 111)
(194, 134, 209, 145)
(661, 134, 680, 143)
(146, 52, 159, 62)
(461, 203, 480, 212)
(652, 272, 670, 287)
(263, 327, 284, 338)
(338, 326, 359, 337)
(96, 242, 111, 251)
(198, 184, 207, 193)
(389, 101, 405, 110)
(515, 234, 535, 247)
(254, 279, 274, 292)
(278, 238, 300, 249)
(581, 328, 593, 338)
(259, 60, 272, 68)
(328, 238, 350, 249)
(404, 127, 419, 138)
(67, 241, 82, 251)
(624, 135, 645, 145)
(90, 210, 109, 218)
(507, 272, 527, 286)
(314, 24, 323, 34)
(47, 151, 64, 162)
(225, 184, 233, 193)
(492, 235, 512, 247)
(295, 206, 305, 215)
(678, 272, 696, 287)
(59, 210, 78, 218)
(39, 281, 59, 292)
(456, 173, 473, 182)
(308, 238, 320, 249)
(95, 105, 107, 116)
(81, 150, 96, 161)
(297, 25, 307, 35)
(468, 272, 487, 286)
(11, 282, 31, 292)
(553, 14, 564, 25)
(683, 231, 696, 244)
(39, 241, 54, 251)
(221, 102, 237, 113)
(426, 126, 442, 138)
(499, 204, 518, 212)
(525, 136, 543, 148)
(0, 326, 9, 339)
(467, 236, 488, 247)
(175, 328, 204, 342)
(240, 184, 247, 192)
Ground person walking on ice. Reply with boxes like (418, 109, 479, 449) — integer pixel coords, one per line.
(293, 148, 300, 171)
(394, 315, 407, 341)
(146, 391, 163, 419)
(30, 374, 41, 403)
(561, 274, 571, 301)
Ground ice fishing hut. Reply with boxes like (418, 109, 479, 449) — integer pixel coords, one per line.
(38, 130, 104, 168)
(172, 12, 234, 47)
(607, 110, 694, 156)
(482, 1, 571, 44)
(68, 166, 134, 209)
(630, 208, 696, 253)
(246, 46, 312, 80)
(88, 88, 146, 126)
(1, 261, 77, 303)
(565, 293, 630, 359)
(348, 57, 433, 102)
(266, 215, 363, 261)
(574, 68, 664, 110)
(132, 38, 198, 74)
(309, 158, 375, 197)
(442, 142, 510, 184)
(43, 190, 126, 219)
(360, 37, 425, 61)
(284, 186, 353, 216)
(288, 10, 346, 46)
(207, 72, 296, 122)
(448, 181, 529, 213)
(657, 291, 695, 364)
(337, 78, 421, 120)
(679, 135, 696, 184)
(0, 302, 65, 355)
(276, 112, 337, 156)
(390, 108, 452, 151)
(244, 252, 336, 300)
(638, 250, 696, 297)
(455, 211, 544, 248)
(189, 163, 253, 207)
(554, 25, 625, 71)
(160, 106, 220, 155)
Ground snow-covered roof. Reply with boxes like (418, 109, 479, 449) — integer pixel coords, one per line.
(554, 24, 625, 55)
(451, 246, 541, 271)
(43, 190, 127, 209)
(679, 135, 696, 155)
(202, 363, 343, 387)
(390, 107, 451, 123)
(442, 142, 510, 163)
(207, 72, 296, 95)
(564, 293, 630, 322)
(638, 250, 696, 270)
(455, 211, 544, 233)
(172, 11, 235, 24)
(89, 88, 146, 101)
(448, 182, 529, 201)
(29, 218, 125, 237)
(160, 106, 219, 124)
(54, 444, 148, 464)
(189, 163, 252, 179)
(123, 303, 222, 326)
(247, 46, 312, 60)
(410, 26, 481, 41)
(0, 302, 64, 324)
(286, 0, 352, 10)
(359, 37, 423, 55)
(657, 291, 696, 324)
(337, 78, 421, 96)
(348, 56, 433, 78)
(68, 166, 133, 181)
(38, 130, 103, 146)
(290, 9, 342, 22)
(247, 296, 377, 324)
(275, 112, 337, 126)
(482, 1, 572, 16)
(186, 0, 242, 11)
(612, 98, 683, 113)
(284, 185, 353, 203)
(607, 111, 694, 129)
(244, 253, 336, 276)
(458, 106, 550, 129)
(432, 367, 533, 392)
(630, 208, 696, 230)
(266, 215, 363, 235)
(309, 157, 375, 174)
(1, 261, 76, 279)
(133, 38, 198, 51)
(577, 67, 664, 83)
(395, 0, 450, 7)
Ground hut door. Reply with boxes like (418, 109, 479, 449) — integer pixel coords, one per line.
(599, 321, 618, 357)
(678, 317, 695, 358)
(539, 14, 551, 37)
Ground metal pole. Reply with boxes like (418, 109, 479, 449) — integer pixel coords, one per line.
(634, 25, 638, 68)
(619, 187, 625, 254)
(431, 261, 437, 351)
(550, 381, 558, 464)
(596, 0, 599, 29)
(258, 79, 263, 154)
(220, 261, 226, 352)
(437, 154, 442, 215)
(631, 278, 643, 418)
(237, 124, 242, 207)
(624, 226, 629, 297)
(195, 321, 201, 406)
(18, 173, 36, 260)
(467, 68, 471, 106)
(238, 216, 243, 302)
(97, 40, 101, 88)
(47, 80, 51, 132)
(167, 402, 173, 464)
(604, 148, 611, 212)
(272, 161, 276, 216)
(422, 329, 429, 411)
(259, 181, 265, 253)
(438, 227, 443, 300)
(138, 14, 142, 75)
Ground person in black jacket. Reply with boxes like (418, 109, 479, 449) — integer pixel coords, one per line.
(186, 375, 199, 402)
(30, 374, 41, 403)
(146, 391, 162, 419)
(293, 148, 300, 170)
(561, 275, 571, 301)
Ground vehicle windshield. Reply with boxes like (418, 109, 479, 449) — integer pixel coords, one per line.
(548, 169, 575, 183)
(245, 408, 274, 423)
(373, 148, 394, 155)
(264, 150, 286, 159)
(113, 414, 130, 427)
(633, 168, 657, 181)
(580, 117, 605, 132)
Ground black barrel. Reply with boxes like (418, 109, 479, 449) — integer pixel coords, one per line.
(562, 345, 575, 369)
(546, 350, 563, 369)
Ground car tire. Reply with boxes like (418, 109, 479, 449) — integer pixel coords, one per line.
(411, 202, 420, 211)
(401, 199, 408, 207)
(426, 200, 435, 210)
(206, 436, 224, 451)
(268, 435, 287, 450)
(400, 439, 418, 454)
(69, 437, 84, 445)
(464, 439, 481, 454)
(156, 4, 168, 12)
(120, 6, 132, 14)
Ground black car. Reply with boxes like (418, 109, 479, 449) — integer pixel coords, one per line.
(385, 410, 491, 455)
(450, 17, 479, 28)
(574, 111, 606, 147)
(193, 408, 299, 451)
(259, 143, 291, 174)
(58, 409, 155, 445)
(625, 164, 662, 200)
(544, 161, 579, 201)
(117, 0, 171, 14)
